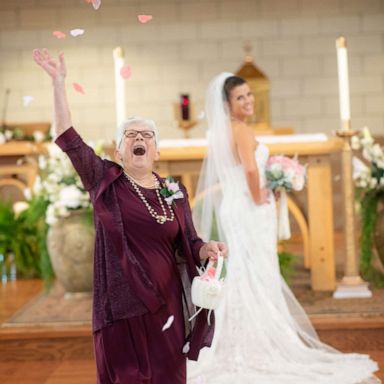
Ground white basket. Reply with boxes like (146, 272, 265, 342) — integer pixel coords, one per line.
(191, 255, 225, 311)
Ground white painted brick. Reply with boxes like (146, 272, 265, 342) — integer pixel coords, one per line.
(322, 55, 362, 76)
(220, 40, 260, 61)
(58, 8, 98, 27)
(7, 106, 47, 123)
(351, 75, 383, 93)
(95, 5, 138, 25)
(98, 45, 140, 66)
(138, 43, 180, 62)
(272, 118, 304, 132)
(0, 30, 41, 49)
(300, 0, 342, 15)
(219, 1, 259, 20)
(261, 38, 300, 57)
(365, 95, 384, 113)
(270, 80, 301, 97)
(120, 25, 162, 43)
(352, 116, 383, 134)
(180, 42, 219, 61)
(129, 65, 161, 82)
(180, 1, 218, 22)
(239, 20, 279, 38)
(283, 97, 322, 117)
(302, 117, 339, 134)
(270, 98, 283, 119)
(19, 8, 59, 29)
(3, 69, 46, 90)
(160, 22, 198, 41)
(159, 63, 200, 82)
(63, 48, 100, 66)
(319, 16, 361, 35)
(348, 34, 383, 55)
(260, 0, 301, 16)
(280, 18, 320, 36)
(0, 10, 17, 28)
(303, 78, 338, 96)
(76, 27, 119, 45)
(362, 14, 384, 32)
(302, 37, 337, 56)
(201, 61, 239, 82)
(281, 57, 322, 77)
(0, 50, 21, 69)
(341, 0, 382, 13)
(199, 21, 240, 40)
(363, 55, 384, 74)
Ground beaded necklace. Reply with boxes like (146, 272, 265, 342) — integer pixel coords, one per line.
(123, 171, 175, 224)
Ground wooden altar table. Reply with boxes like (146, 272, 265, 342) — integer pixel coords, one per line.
(155, 134, 344, 292)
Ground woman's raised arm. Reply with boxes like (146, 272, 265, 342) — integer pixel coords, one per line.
(32, 48, 72, 137)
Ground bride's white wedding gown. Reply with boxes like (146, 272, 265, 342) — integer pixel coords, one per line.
(188, 143, 380, 384)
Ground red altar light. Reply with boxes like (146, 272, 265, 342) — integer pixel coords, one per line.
(180, 94, 190, 121)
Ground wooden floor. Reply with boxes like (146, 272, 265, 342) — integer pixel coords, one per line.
(1, 279, 383, 383)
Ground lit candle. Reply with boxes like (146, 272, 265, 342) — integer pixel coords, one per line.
(336, 36, 351, 130)
(180, 94, 190, 121)
(113, 47, 126, 129)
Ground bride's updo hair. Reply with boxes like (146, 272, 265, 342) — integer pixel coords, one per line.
(223, 76, 246, 101)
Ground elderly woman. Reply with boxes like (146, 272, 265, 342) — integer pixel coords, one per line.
(33, 48, 226, 384)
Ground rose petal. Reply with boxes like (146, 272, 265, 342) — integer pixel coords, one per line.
(92, 0, 101, 10)
(84, 0, 92, 3)
(22, 96, 34, 107)
(70, 28, 85, 37)
(73, 82, 85, 95)
(53, 30, 66, 39)
(161, 315, 174, 331)
(120, 65, 132, 80)
(138, 15, 153, 23)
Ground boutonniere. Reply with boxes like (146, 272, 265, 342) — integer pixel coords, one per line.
(160, 176, 184, 206)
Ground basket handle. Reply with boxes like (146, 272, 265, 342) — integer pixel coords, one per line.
(214, 253, 224, 280)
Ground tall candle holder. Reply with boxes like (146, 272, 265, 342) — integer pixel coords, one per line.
(174, 94, 197, 138)
(333, 36, 372, 299)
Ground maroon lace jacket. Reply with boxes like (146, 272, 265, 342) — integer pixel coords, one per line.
(55, 127, 214, 360)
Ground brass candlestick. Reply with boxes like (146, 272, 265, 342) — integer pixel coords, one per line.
(333, 125, 372, 298)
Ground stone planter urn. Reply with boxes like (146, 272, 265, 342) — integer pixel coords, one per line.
(47, 210, 95, 296)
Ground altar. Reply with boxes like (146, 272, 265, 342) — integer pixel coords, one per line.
(155, 133, 344, 292)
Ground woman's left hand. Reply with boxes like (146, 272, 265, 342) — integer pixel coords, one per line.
(200, 241, 228, 261)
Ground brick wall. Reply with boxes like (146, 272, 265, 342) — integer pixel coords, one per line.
(0, 0, 383, 142)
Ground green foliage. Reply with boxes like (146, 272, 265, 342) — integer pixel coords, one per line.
(0, 198, 54, 288)
(359, 190, 384, 288)
(278, 251, 297, 282)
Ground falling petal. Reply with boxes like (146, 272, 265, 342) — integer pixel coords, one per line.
(162, 315, 174, 331)
(182, 341, 190, 354)
(120, 65, 132, 80)
(138, 15, 153, 24)
(92, 0, 101, 10)
(70, 28, 85, 37)
(53, 30, 66, 39)
(22, 95, 34, 107)
(73, 82, 85, 95)
(197, 110, 205, 120)
(84, 0, 92, 3)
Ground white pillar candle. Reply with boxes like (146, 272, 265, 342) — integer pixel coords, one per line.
(113, 47, 126, 129)
(336, 36, 351, 129)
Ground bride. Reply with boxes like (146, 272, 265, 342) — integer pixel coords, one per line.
(187, 72, 380, 383)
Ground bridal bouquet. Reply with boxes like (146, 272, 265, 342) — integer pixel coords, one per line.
(266, 155, 307, 240)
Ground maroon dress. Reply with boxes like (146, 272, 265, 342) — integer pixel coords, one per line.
(94, 175, 186, 384)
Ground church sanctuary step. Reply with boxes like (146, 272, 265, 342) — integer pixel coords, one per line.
(0, 324, 93, 361)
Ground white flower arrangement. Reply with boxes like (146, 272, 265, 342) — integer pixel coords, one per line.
(0, 128, 48, 143)
(352, 127, 384, 191)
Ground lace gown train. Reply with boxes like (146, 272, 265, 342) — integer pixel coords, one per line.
(188, 144, 380, 384)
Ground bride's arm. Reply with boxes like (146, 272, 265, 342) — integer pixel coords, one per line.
(234, 125, 269, 205)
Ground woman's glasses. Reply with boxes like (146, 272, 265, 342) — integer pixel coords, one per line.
(123, 129, 155, 139)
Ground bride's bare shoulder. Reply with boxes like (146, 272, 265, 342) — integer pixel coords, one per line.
(232, 122, 256, 148)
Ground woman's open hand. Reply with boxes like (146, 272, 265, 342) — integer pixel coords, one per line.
(32, 48, 66, 82)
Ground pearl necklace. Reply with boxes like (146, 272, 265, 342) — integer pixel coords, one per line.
(124, 172, 175, 225)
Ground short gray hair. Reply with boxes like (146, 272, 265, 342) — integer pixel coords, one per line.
(116, 117, 159, 148)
